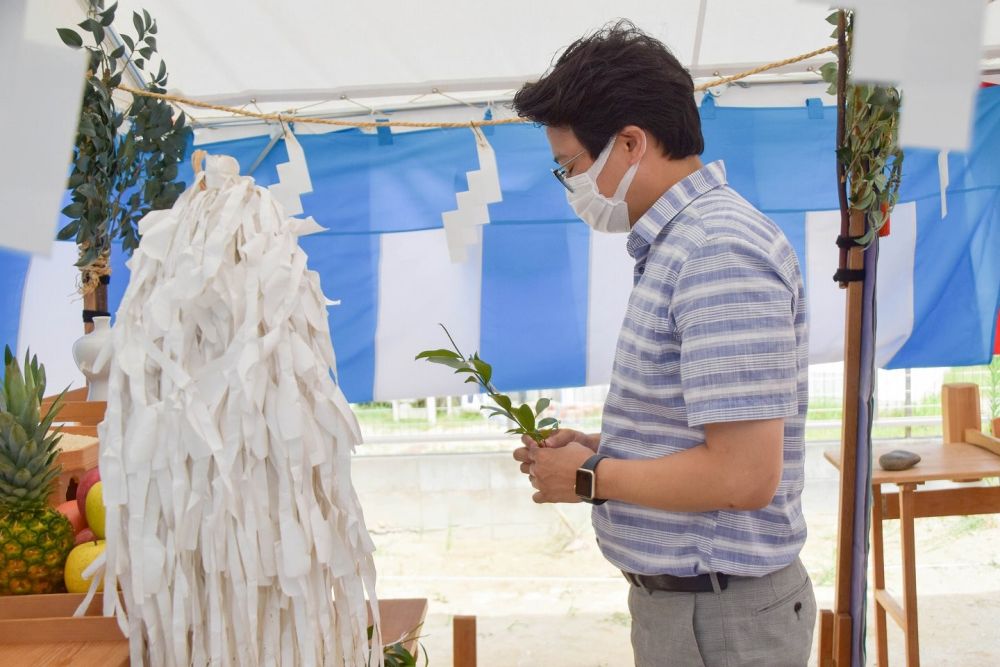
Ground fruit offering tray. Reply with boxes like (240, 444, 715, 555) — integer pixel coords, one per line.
(0, 592, 127, 666)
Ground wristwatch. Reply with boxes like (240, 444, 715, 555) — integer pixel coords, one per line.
(575, 454, 609, 505)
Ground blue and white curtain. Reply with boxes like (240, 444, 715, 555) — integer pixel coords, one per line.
(2, 88, 998, 402)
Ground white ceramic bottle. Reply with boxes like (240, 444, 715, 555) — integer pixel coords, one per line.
(72, 315, 112, 401)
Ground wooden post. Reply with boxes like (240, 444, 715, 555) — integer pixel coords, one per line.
(452, 615, 477, 667)
(818, 610, 835, 667)
(941, 383, 981, 443)
(825, 209, 867, 666)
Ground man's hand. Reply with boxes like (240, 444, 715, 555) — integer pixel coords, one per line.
(514, 441, 594, 504)
(513, 428, 597, 475)
(520, 428, 598, 451)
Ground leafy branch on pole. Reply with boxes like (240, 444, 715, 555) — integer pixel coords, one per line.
(820, 9, 904, 248)
(57, 1, 191, 298)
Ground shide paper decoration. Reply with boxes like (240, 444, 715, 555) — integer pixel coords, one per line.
(84, 154, 380, 666)
(441, 127, 503, 262)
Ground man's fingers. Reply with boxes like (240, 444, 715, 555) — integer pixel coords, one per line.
(532, 491, 547, 504)
(543, 428, 580, 448)
(519, 462, 530, 475)
(513, 447, 529, 463)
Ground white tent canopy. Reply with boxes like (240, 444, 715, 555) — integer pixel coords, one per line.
(25, 0, 1000, 128)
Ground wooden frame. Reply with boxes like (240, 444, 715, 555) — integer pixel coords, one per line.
(0, 593, 429, 666)
(823, 384, 1000, 666)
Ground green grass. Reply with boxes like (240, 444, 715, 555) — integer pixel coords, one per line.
(352, 358, 1000, 442)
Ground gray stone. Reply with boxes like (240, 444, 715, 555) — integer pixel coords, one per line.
(878, 449, 922, 471)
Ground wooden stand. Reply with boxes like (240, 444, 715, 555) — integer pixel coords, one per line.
(0, 594, 428, 666)
(453, 615, 478, 667)
(824, 383, 1000, 666)
(41, 388, 106, 505)
(0, 593, 128, 666)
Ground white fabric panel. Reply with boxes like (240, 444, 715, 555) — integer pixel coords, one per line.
(373, 228, 482, 400)
(18, 242, 86, 392)
(805, 203, 916, 366)
(585, 231, 635, 386)
(871, 202, 917, 366)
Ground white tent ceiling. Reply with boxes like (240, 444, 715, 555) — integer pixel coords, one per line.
(23, 0, 1000, 129)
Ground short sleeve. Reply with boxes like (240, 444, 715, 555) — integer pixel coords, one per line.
(671, 236, 799, 427)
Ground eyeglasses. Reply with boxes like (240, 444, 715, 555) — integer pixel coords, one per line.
(552, 150, 587, 192)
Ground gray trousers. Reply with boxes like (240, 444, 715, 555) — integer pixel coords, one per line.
(628, 558, 816, 667)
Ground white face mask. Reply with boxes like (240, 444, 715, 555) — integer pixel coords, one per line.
(563, 133, 645, 234)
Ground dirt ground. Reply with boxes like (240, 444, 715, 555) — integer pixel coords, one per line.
(362, 442, 1000, 666)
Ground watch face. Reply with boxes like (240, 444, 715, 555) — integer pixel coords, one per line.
(575, 468, 595, 500)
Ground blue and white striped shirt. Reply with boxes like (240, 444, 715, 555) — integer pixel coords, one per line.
(593, 161, 809, 578)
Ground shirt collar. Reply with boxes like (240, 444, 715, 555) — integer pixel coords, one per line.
(626, 160, 728, 258)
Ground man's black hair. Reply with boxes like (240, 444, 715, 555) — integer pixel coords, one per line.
(512, 20, 704, 159)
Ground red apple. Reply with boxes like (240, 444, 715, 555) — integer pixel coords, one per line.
(57, 500, 87, 534)
(76, 467, 101, 517)
(74, 528, 97, 546)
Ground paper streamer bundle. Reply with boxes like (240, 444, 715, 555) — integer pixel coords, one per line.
(95, 155, 380, 666)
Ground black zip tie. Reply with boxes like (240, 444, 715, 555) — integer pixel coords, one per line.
(99, 275, 110, 285)
(836, 235, 865, 249)
(82, 309, 111, 323)
(833, 268, 865, 283)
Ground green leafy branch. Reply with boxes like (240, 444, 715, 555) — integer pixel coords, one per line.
(415, 325, 560, 446)
(56, 1, 191, 287)
(367, 623, 428, 667)
(819, 10, 904, 245)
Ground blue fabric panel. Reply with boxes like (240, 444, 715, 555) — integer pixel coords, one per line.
(298, 129, 480, 235)
(701, 102, 839, 214)
(0, 248, 30, 358)
(480, 221, 589, 392)
(887, 87, 1000, 368)
(297, 233, 380, 403)
(487, 124, 576, 223)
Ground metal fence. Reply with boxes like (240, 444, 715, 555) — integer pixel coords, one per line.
(352, 360, 1000, 454)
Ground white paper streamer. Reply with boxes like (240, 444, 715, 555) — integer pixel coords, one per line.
(98, 154, 381, 666)
(441, 127, 503, 262)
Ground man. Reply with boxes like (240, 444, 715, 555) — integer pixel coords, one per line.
(511, 21, 815, 667)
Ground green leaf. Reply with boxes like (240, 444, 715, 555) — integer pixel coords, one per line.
(110, 44, 125, 59)
(515, 404, 535, 431)
(132, 11, 144, 36)
(537, 417, 559, 429)
(535, 397, 550, 415)
(470, 358, 491, 385)
(121, 33, 135, 51)
(57, 28, 83, 48)
(57, 220, 80, 241)
(99, 2, 118, 26)
(156, 60, 167, 82)
(415, 349, 461, 360)
(142, 9, 152, 29)
(61, 202, 85, 217)
(146, 36, 157, 51)
(493, 394, 512, 412)
(138, 47, 153, 60)
(826, 11, 841, 25)
(78, 19, 105, 44)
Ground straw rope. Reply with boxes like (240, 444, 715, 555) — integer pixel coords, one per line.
(116, 44, 837, 129)
(79, 246, 111, 296)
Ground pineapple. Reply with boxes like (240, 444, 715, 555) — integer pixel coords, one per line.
(0, 346, 74, 595)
